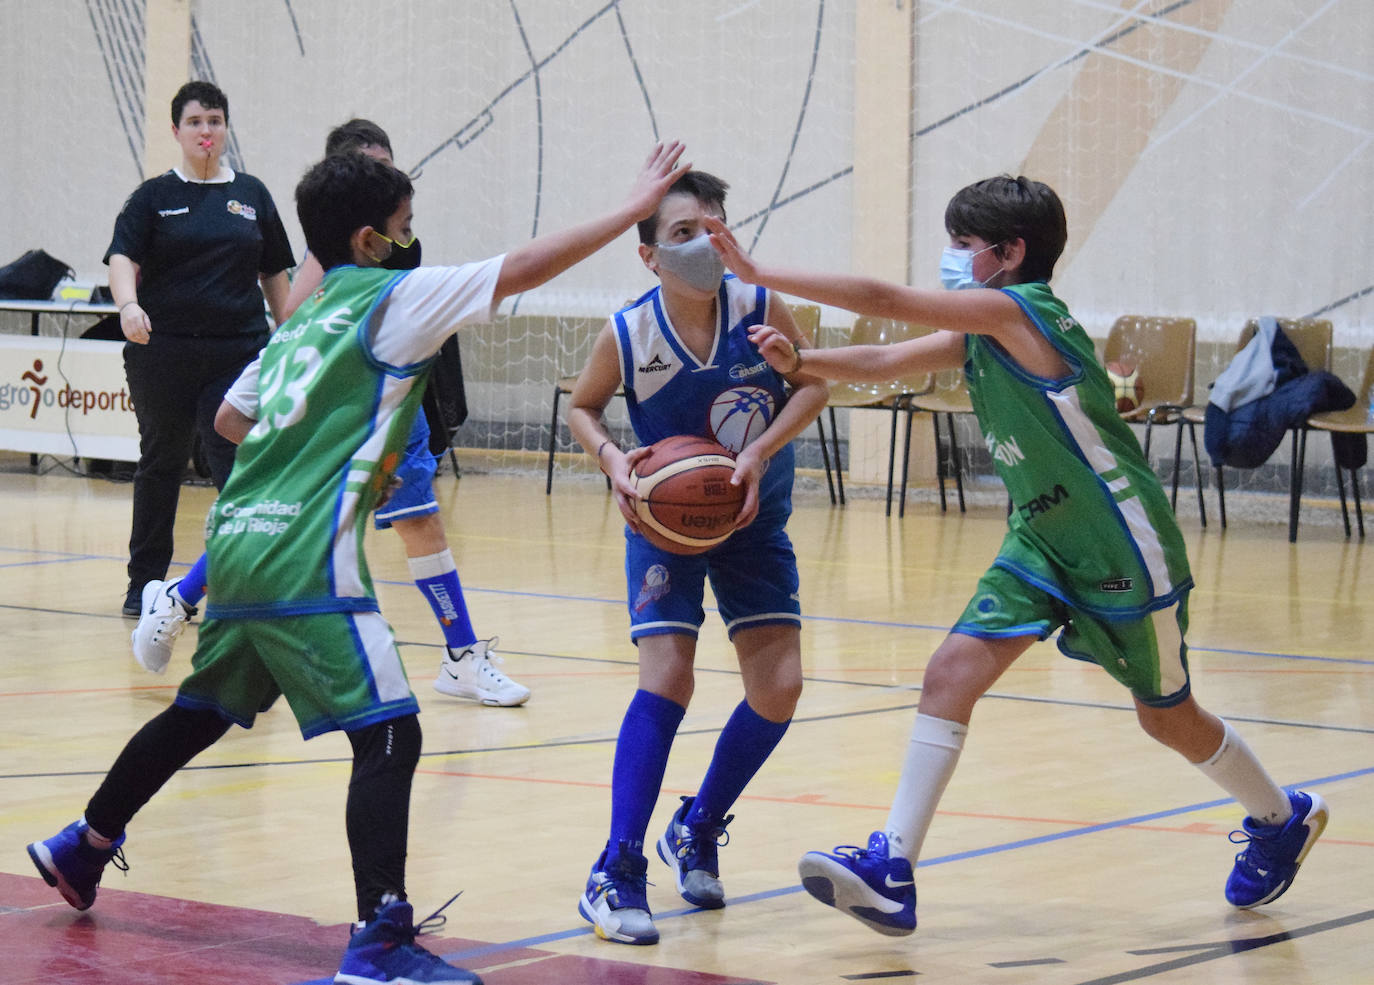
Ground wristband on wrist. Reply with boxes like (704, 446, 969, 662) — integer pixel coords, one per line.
(119, 300, 138, 313)
(789, 341, 804, 374)
(596, 438, 617, 461)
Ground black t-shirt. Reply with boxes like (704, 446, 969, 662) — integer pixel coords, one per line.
(104, 169, 296, 337)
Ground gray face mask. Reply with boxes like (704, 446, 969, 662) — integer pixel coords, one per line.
(654, 232, 726, 293)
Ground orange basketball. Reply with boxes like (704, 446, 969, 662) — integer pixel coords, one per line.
(1106, 360, 1143, 413)
(631, 436, 743, 555)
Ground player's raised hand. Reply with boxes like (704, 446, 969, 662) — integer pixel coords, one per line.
(704, 216, 761, 284)
(624, 141, 691, 222)
(747, 324, 800, 375)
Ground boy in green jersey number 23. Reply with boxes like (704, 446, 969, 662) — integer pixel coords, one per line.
(706, 176, 1326, 936)
(27, 142, 689, 985)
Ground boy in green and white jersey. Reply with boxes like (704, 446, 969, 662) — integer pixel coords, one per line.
(707, 176, 1326, 936)
(27, 143, 689, 985)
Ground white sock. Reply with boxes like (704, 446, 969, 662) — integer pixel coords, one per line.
(884, 713, 968, 863)
(406, 549, 456, 580)
(1194, 720, 1291, 826)
(82, 820, 115, 850)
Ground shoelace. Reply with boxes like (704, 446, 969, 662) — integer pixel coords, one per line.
(394, 892, 463, 947)
(1227, 829, 1277, 873)
(828, 843, 872, 861)
(673, 814, 734, 862)
(108, 846, 130, 875)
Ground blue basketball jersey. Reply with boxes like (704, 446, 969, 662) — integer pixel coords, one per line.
(613, 276, 795, 519)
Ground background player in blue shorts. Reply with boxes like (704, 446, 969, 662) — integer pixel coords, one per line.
(565, 171, 829, 944)
(132, 120, 527, 708)
(708, 176, 1327, 936)
(28, 142, 689, 985)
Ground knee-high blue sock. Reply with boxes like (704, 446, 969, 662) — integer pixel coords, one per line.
(689, 700, 790, 825)
(608, 689, 685, 860)
(174, 553, 209, 607)
(408, 550, 477, 649)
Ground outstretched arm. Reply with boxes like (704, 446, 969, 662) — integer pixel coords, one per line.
(708, 216, 1068, 379)
(493, 142, 690, 304)
(706, 216, 1020, 334)
(750, 322, 966, 383)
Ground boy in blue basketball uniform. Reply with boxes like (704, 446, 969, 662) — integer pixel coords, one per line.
(708, 176, 1327, 936)
(567, 172, 829, 944)
(132, 120, 528, 708)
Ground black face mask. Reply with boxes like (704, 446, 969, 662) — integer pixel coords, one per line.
(381, 237, 422, 271)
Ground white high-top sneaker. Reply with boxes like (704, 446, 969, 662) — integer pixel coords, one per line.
(432, 638, 530, 706)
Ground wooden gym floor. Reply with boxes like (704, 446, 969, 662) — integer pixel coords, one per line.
(1, 456, 1371, 985)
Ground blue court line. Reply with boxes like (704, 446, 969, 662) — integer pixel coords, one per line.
(295, 765, 1372, 982)
(0, 546, 1368, 667)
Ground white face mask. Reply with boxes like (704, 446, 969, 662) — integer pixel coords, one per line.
(939, 243, 1001, 290)
(655, 233, 726, 293)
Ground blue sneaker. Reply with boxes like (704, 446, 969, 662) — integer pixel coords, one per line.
(335, 897, 482, 985)
(578, 843, 658, 945)
(1225, 789, 1328, 908)
(656, 796, 732, 909)
(798, 831, 916, 936)
(27, 819, 128, 911)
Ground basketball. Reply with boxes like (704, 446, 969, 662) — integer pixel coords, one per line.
(630, 435, 744, 555)
(1106, 360, 1143, 413)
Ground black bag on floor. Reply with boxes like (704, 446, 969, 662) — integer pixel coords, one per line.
(0, 248, 74, 300)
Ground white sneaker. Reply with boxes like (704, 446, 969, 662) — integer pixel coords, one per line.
(432, 638, 530, 706)
(130, 579, 195, 674)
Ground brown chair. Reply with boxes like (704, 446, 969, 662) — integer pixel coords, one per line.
(902, 362, 974, 516)
(822, 316, 931, 512)
(1300, 345, 1372, 539)
(1103, 315, 1204, 521)
(1191, 318, 1333, 539)
(786, 302, 840, 504)
(546, 372, 620, 494)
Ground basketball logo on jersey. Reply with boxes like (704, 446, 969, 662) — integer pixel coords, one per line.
(634, 564, 671, 612)
(708, 385, 774, 453)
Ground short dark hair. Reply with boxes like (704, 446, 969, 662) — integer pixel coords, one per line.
(636, 171, 729, 245)
(944, 175, 1067, 283)
(295, 154, 414, 272)
(171, 81, 229, 127)
(325, 118, 393, 159)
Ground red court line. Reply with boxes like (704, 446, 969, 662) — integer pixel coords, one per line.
(1, 873, 769, 985)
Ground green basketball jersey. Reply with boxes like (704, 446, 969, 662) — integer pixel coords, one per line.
(965, 281, 1192, 618)
(205, 267, 431, 619)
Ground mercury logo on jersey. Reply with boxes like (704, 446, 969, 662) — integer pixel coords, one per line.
(638, 354, 671, 374)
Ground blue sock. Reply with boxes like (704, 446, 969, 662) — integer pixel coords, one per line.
(689, 700, 790, 825)
(408, 550, 477, 649)
(175, 553, 209, 607)
(607, 689, 685, 860)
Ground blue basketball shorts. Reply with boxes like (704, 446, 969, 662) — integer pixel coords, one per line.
(953, 563, 1192, 707)
(625, 516, 801, 641)
(374, 415, 439, 530)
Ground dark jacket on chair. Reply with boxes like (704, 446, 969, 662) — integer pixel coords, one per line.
(1204, 320, 1357, 469)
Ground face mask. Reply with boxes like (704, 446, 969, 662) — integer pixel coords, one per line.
(939, 243, 1000, 291)
(381, 237, 422, 271)
(655, 233, 726, 293)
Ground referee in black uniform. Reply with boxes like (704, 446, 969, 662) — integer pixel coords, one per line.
(105, 81, 294, 616)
